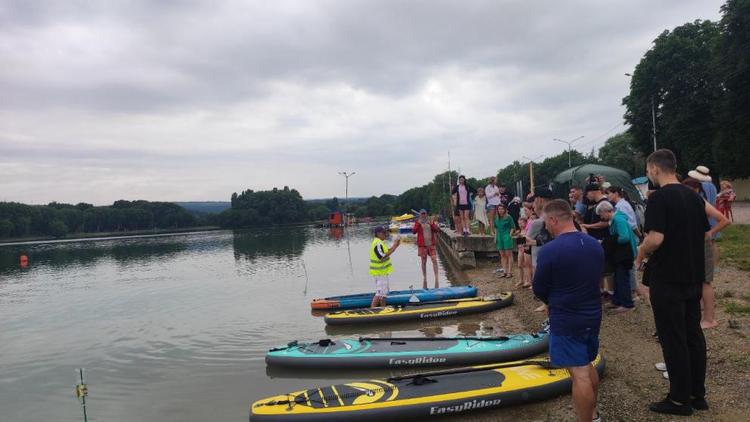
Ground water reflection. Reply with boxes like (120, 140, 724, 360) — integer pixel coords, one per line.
(231, 227, 309, 262)
(0, 238, 188, 275)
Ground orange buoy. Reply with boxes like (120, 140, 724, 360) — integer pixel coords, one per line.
(19, 254, 29, 268)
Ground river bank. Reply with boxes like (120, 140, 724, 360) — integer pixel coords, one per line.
(442, 234, 750, 421)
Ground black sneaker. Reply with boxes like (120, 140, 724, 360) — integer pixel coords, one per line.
(691, 397, 709, 410)
(649, 396, 693, 416)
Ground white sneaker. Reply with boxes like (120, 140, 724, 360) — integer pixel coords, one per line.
(655, 362, 667, 371)
(663, 371, 669, 379)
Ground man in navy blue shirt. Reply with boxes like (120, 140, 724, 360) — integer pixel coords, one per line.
(533, 199, 604, 422)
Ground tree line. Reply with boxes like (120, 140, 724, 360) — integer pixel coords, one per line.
(0, 200, 199, 239)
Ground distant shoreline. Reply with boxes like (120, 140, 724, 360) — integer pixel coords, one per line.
(0, 226, 223, 247)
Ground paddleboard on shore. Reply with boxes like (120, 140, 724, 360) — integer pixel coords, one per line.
(310, 286, 478, 310)
(323, 293, 513, 326)
(250, 354, 605, 421)
(265, 325, 549, 369)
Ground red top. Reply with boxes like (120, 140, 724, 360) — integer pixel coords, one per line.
(412, 221, 440, 247)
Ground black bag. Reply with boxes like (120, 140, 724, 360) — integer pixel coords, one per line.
(602, 236, 634, 272)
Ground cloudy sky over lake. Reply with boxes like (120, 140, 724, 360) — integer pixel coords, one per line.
(0, 0, 724, 204)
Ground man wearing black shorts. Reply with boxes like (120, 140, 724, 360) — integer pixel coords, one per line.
(636, 149, 709, 416)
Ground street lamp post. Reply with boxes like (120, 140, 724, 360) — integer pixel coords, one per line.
(553, 136, 585, 168)
(338, 171, 356, 207)
(625, 73, 657, 152)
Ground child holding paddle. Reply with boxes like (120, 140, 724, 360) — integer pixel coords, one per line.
(369, 226, 400, 307)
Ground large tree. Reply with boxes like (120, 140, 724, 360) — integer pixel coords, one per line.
(713, 0, 750, 178)
(623, 20, 722, 175)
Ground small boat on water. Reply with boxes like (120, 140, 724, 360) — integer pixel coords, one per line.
(310, 286, 477, 310)
(389, 213, 416, 234)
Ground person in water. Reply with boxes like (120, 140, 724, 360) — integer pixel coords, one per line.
(412, 209, 440, 289)
(369, 226, 401, 308)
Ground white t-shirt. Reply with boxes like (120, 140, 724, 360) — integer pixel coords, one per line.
(485, 184, 501, 206)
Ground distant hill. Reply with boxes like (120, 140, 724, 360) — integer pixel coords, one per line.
(174, 201, 231, 214)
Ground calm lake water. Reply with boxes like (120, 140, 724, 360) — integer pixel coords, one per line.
(0, 225, 492, 422)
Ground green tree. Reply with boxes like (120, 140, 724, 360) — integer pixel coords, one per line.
(0, 219, 14, 238)
(48, 220, 68, 238)
(713, 0, 750, 178)
(598, 132, 645, 176)
(623, 20, 722, 175)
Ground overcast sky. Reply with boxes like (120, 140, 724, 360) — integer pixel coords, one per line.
(0, 0, 724, 204)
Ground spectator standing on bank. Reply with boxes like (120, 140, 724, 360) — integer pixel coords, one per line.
(526, 188, 555, 313)
(412, 209, 441, 289)
(494, 203, 516, 278)
(569, 186, 587, 217)
(596, 201, 637, 313)
(606, 187, 640, 237)
(682, 177, 731, 329)
(485, 176, 501, 236)
(473, 187, 489, 235)
(508, 196, 522, 225)
(689, 166, 720, 268)
(498, 183, 513, 205)
(533, 199, 604, 422)
(716, 180, 736, 220)
(581, 184, 611, 240)
(636, 149, 709, 416)
(452, 175, 476, 237)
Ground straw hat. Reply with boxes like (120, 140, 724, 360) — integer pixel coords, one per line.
(688, 165, 712, 182)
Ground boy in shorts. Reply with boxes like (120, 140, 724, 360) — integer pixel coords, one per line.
(369, 226, 401, 307)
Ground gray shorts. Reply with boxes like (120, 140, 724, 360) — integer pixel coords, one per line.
(704, 241, 714, 283)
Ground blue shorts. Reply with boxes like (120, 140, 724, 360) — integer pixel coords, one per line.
(549, 330, 599, 367)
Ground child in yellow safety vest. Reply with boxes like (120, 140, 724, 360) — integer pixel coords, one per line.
(369, 226, 401, 307)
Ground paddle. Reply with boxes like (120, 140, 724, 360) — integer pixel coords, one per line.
(358, 335, 513, 342)
(386, 359, 558, 383)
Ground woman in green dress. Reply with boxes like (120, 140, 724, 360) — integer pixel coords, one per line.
(494, 204, 517, 278)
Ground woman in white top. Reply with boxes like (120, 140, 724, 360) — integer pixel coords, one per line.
(485, 176, 501, 236)
(473, 187, 489, 234)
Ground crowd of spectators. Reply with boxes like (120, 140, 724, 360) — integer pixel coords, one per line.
(446, 149, 732, 419)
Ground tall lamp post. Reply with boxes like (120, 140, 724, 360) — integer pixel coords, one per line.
(338, 171, 355, 225)
(522, 155, 544, 195)
(625, 72, 657, 152)
(553, 136, 584, 168)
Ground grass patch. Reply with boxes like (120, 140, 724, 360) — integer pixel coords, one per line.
(742, 293, 750, 302)
(717, 225, 750, 271)
(724, 301, 750, 316)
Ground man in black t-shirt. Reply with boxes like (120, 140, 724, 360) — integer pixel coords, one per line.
(636, 149, 709, 416)
(581, 184, 611, 240)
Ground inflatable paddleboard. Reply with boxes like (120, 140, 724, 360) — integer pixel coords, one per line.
(311, 286, 478, 310)
(266, 326, 549, 369)
(250, 354, 605, 421)
(323, 293, 513, 326)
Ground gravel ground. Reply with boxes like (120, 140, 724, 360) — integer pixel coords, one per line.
(438, 253, 750, 421)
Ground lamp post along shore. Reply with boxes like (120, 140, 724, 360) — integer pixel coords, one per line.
(338, 171, 355, 225)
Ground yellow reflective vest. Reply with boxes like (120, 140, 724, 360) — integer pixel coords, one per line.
(369, 237, 393, 276)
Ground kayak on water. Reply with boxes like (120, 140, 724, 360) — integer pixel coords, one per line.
(323, 293, 513, 326)
(265, 323, 549, 369)
(310, 286, 478, 310)
(250, 354, 605, 421)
